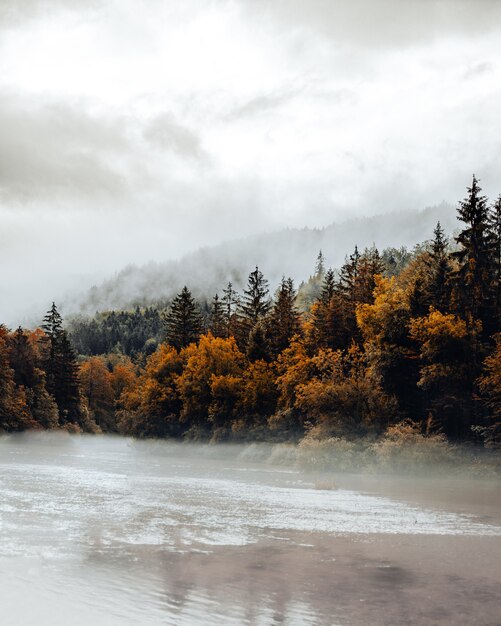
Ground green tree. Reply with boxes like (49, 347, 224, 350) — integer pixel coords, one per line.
(209, 294, 227, 338)
(164, 286, 203, 350)
(423, 222, 450, 312)
(267, 277, 301, 357)
(40, 303, 87, 428)
(451, 176, 496, 334)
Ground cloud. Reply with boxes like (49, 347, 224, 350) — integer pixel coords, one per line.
(240, 0, 501, 49)
(0, 0, 101, 27)
(0, 95, 130, 202)
(143, 113, 208, 162)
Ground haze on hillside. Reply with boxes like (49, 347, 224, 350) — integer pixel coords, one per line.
(1, 0, 501, 323)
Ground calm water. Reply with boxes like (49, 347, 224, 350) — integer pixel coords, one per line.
(0, 434, 500, 625)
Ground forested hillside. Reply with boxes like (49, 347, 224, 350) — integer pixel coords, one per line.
(1, 178, 500, 456)
(70, 203, 456, 315)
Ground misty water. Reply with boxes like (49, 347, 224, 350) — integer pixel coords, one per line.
(1, 435, 500, 625)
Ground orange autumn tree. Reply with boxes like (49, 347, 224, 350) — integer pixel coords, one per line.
(409, 308, 482, 438)
(79, 357, 115, 431)
(118, 343, 183, 437)
(176, 333, 244, 438)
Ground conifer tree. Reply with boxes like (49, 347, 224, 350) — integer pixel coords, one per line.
(246, 323, 270, 362)
(315, 250, 326, 278)
(423, 222, 450, 312)
(40, 303, 83, 426)
(209, 294, 227, 338)
(239, 266, 271, 329)
(164, 286, 203, 350)
(488, 196, 501, 324)
(267, 277, 301, 356)
(451, 176, 495, 333)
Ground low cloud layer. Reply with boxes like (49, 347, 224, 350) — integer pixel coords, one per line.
(1, 0, 501, 323)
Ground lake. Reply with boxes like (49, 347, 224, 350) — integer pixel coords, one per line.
(0, 434, 500, 625)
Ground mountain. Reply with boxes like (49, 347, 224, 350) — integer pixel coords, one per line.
(69, 202, 457, 314)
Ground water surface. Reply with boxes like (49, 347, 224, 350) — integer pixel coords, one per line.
(0, 434, 500, 625)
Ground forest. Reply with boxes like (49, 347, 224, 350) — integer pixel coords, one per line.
(1, 177, 500, 456)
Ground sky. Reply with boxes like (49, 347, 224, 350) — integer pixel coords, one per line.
(1, 0, 501, 323)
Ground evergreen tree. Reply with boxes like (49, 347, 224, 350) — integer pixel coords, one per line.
(209, 294, 227, 338)
(40, 304, 84, 426)
(222, 281, 241, 337)
(164, 286, 203, 350)
(319, 268, 336, 304)
(246, 323, 270, 362)
(488, 196, 501, 325)
(423, 222, 450, 311)
(239, 266, 271, 330)
(267, 277, 301, 356)
(451, 176, 496, 334)
(315, 250, 326, 278)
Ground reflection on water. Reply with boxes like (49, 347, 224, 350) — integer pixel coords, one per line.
(0, 434, 500, 625)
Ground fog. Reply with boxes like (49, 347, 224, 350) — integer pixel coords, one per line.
(1, 433, 500, 625)
(1, 0, 501, 322)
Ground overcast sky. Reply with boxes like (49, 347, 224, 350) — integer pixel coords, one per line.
(1, 0, 501, 322)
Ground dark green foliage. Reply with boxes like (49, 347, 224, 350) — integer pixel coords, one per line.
(423, 222, 450, 312)
(209, 294, 227, 338)
(68, 306, 164, 357)
(451, 175, 497, 334)
(239, 266, 271, 325)
(246, 323, 270, 362)
(267, 277, 301, 356)
(164, 286, 204, 350)
(40, 304, 86, 427)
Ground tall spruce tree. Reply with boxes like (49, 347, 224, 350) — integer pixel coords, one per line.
(164, 286, 203, 350)
(267, 277, 301, 356)
(451, 176, 496, 333)
(209, 294, 227, 338)
(239, 266, 271, 329)
(424, 222, 450, 312)
(40, 303, 83, 426)
(488, 196, 501, 327)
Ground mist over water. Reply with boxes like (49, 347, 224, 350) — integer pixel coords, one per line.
(1, 434, 500, 625)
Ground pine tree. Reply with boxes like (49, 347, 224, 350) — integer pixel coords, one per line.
(246, 323, 270, 362)
(338, 246, 360, 302)
(40, 303, 84, 426)
(423, 222, 450, 312)
(267, 277, 301, 356)
(164, 286, 203, 350)
(222, 281, 241, 337)
(315, 250, 326, 278)
(319, 268, 336, 304)
(488, 196, 501, 327)
(451, 175, 495, 333)
(209, 294, 227, 338)
(239, 266, 271, 329)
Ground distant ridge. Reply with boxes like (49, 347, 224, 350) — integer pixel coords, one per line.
(70, 203, 457, 314)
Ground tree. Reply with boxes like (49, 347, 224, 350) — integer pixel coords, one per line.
(176, 334, 244, 435)
(40, 303, 89, 429)
(246, 323, 270, 362)
(409, 308, 482, 439)
(478, 333, 501, 448)
(423, 222, 450, 312)
(119, 343, 183, 437)
(239, 266, 271, 327)
(79, 357, 115, 431)
(164, 286, 204, 350)
(9, 327, 58, 429)
(267, 277, 301, 357)
(315, 250, 326, 278)
(0, 325, 36, 431)
(451, 176, 496, 334)
(208, 294, 227, 338)
(488, 196, 501, 324)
